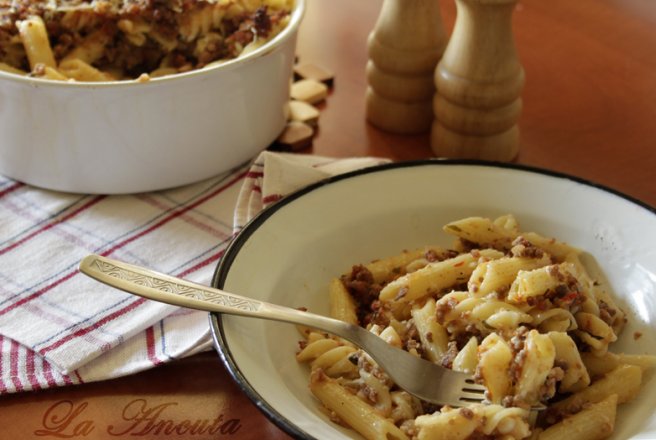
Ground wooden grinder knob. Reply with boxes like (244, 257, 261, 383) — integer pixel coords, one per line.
(366, 0, 448, 134)
(431, 0, 525, 160)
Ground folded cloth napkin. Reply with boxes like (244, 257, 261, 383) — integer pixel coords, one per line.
(0, 151, 388, 393)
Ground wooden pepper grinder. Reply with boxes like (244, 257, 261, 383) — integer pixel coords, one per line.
(366, 0, 448, 134)
(431, 0, 524, 160)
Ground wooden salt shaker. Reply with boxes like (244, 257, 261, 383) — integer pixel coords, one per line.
(431, 0, 524, 160)
(366, 0, 448, 134)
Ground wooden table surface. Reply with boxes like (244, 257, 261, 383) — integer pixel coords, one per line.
(1, 0, 654, 439)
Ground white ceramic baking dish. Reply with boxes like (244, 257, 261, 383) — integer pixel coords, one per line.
(0, 0, 305, 194)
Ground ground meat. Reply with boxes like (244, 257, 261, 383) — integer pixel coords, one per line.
(510, 236, 545, 259)
(361, 385, 379, 404)
(341, 265, 384, 324)
(549, 278, 584, 310)
(457, 238, 479, 252)
(544, 400, 587, 425)
(31, 63, 46, 76)
(452, 325, 481, 349)
(507, 327, 530, 388)
(509, 349, 527, 384)
(526, 294, 550, 310)
(405, 323, 419, 340)
(365, 300, 391, 327)
(229, 28, 254, 47)
(342, 265, 381, 304)
(425, 331, 433, 343)
(501, 395, 514, 407)
(438, 249, 461, 261)
(552, 284, 568, 298)
(405, 338, 421, 354)
(538, 367, 564, 401)
(440, 341, 459, 369)
(52, 32, 75, 58)
(509, 326, 529, 350)
(459, 407, 475, 419)
(327, 410, 343, 425)
(435, 297, 458, 323)
(547, 265, 564, 281)
(598, 300, 616, 326)
(504, 396, 532, 410)
(424, 249, 440, 262)
(196, 36, 228, 67)
(399, 420, 417, 438)
(420, 401, 441, 415)
(553, 359, 568, 371)
(252, 6, 272, 36)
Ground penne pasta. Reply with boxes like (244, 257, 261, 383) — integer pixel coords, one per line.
(38, 66, 69, 81)
(548, 331, 590, 393)
(0, 62, 27, 75)
(362, 246, 447, 284)
(477, 333, 513, 403)
(62, 30, 111, 65)
(539, 394, 617, 440)
(16, 16, 56, 69)
(411, 298, 449, 361)
(514, 330, 556, 404)
(296, 336, 339, 363)
(295, 215, 653, 440)
(520, 232, 581, 260)
(415, 404, 530, 440)
(451, 337, 478, 374)
(549, 364, 641, 414)
(296, 332, 358, 378)
(443, 216, 517, 249)
(507, 263, 579, 303)
(379, 249, 503, 302)
(312, 345, 358, 377)
(58, 59, 115, 82)
(309, 370, 408, 440)
(582, 351, 656, 377)
(328, 278, 358, 325)
(469, 254, 551, 296)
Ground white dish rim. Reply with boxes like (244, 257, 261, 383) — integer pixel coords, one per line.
(209, 158, 656, 440)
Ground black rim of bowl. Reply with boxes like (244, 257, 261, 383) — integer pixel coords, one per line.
(209, 158, 655, 440)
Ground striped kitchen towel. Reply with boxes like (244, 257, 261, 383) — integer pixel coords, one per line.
(0, 151, 387, 393)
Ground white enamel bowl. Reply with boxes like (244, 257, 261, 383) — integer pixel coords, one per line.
(210, 160, 656, 440)
(0, 1, 304, 194)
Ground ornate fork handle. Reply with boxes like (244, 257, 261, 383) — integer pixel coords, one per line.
(78, 254, 355, 340)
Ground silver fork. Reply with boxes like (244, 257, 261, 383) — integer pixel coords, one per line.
(79, 254, 486, 408)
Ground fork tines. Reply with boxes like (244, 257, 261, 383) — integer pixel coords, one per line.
(458, 378, 486, 405)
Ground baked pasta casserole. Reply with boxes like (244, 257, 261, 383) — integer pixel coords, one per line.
(0, 0, 292, 81)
